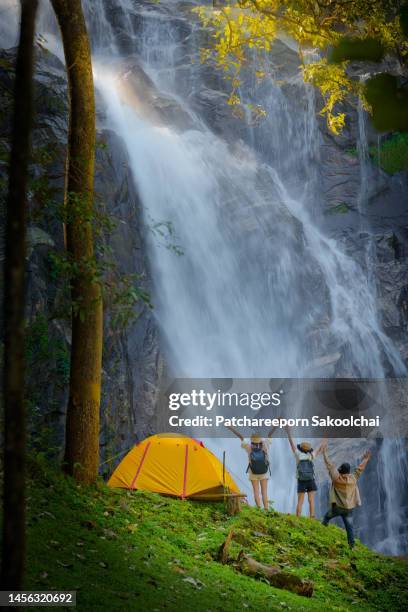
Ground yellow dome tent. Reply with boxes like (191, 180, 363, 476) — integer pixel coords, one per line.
(107, 433, 240, 500)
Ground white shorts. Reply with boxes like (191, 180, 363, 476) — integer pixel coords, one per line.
(248, 472, 269, 481)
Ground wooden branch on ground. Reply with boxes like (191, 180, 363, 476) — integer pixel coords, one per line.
(216, 533, 314, 597)
(235, 551, 314, 598)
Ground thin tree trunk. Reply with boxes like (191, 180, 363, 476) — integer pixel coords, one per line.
(1, 0, 38, 589)
(51, 0, 103, 484)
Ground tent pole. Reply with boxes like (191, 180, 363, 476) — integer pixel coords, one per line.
(222, 450, 226, 504)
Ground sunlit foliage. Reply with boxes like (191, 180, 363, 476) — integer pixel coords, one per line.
(195, 1, 408, 133)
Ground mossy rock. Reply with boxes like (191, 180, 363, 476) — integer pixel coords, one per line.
(325, 202, 353, 215)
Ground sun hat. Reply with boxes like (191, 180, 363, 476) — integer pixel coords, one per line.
(297, 442, 313, 453)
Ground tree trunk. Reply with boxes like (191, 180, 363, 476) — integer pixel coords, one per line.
(1, 0, 38, 589)
(226, 494, 242, 515)
(235, 551, 314, 597)
(51, 0, 103, 484)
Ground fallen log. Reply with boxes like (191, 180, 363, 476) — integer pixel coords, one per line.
(235, 551, 314, 598)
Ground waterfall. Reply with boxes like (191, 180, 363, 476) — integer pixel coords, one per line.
(92, 2, 407, 553)
(3, 0, 407, 553)
(355, 98, 408, 555)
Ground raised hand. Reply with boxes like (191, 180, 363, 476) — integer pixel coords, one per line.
(314, 437, 328, 457)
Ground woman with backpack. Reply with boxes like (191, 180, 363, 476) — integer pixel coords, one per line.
(227, 425, 280, 510)
(286, 426, 325, 518)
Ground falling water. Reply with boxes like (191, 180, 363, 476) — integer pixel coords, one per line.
(2, 0, 407, 553)
(92, 1, 407, 552)
(356, 92, 408, 555)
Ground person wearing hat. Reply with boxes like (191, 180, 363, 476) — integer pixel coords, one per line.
(321, 441, 372, 548)
(227, 424, 281, 510)
(286, 426, 326, 518)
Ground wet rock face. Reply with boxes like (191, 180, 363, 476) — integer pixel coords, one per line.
(93, 127, 167, 465)
(0, 47, 69, 450)
(0, 47, 165, 462)
(115, 59, 195, 130)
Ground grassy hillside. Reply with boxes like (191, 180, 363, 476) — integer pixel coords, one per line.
(24, 457, 408, 611)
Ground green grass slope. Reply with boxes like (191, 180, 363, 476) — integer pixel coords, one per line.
(24, 458, 408, 611)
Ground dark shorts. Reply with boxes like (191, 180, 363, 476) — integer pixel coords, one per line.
(297, 479, 317, 493)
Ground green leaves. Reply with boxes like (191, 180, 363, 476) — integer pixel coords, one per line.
(329, 37, 385, 64)
(400, 4, 408, 38)
(107, 273, 153, 331)
(364, 75, 408, 132)
(196, 1, 408, 134)
(369, 132, 408, 174)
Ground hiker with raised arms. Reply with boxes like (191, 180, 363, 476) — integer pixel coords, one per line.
(227, 424, 280, 510)
(286, 426, 326, 518)
(321, 440, 372, 548)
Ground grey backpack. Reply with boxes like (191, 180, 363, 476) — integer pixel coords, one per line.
(297, 458, 315, 481)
